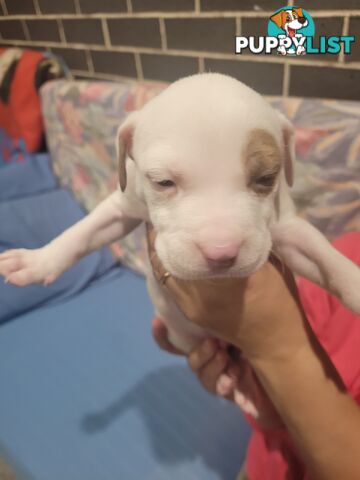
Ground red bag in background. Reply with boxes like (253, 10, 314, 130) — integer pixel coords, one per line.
(0, 48, 68, 164)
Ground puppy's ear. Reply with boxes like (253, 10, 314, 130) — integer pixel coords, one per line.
(270, 10, 285, 28)
(277, 112, 295, 187)
(293, 7, 304, 17)
(116, 111, 139, 192)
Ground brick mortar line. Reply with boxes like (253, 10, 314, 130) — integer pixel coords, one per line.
(74, 0, 81, 15)
(2, 39, 360, 70)
(134, 51, 143, 80)
(33, 0, 41, 15)
(71, 68, 137, 82)
(159, 17, 167, 50)
(194, 0, 200, 13)
(57, 19, 66, 44)
(283, 62, 290, 97)
(0, 0, 7, 15)
(126, 0, 133, 13)
(21, 20, 30, 41)
(235, 17, 241, 36)
(85, 49, 94, 73)
(198, 57, 205, 73)
(1, 11, 360, 20)
(101, 17, 111, 48)
(71, 69, 170, 88)
(339, 15, 351, 64)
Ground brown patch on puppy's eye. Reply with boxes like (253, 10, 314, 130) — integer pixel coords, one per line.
(244, 128, 282, 195)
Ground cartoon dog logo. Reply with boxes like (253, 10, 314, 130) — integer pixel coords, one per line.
(270, 7, 309, 55)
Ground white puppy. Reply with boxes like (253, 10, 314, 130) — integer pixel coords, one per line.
(1, 74, 359, 356)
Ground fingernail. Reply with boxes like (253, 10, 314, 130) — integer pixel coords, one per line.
(234, 391, 259, 418)
(4, 277, 9, 284)
(217, 375, 233, 395)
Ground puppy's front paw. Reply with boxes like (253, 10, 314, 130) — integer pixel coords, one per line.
(296, 46, 306, 55)
(0, 247, 60, 287)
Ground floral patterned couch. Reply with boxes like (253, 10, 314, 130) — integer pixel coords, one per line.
(41, 79, 360, 274)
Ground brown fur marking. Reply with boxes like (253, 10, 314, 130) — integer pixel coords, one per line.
(270, 8, 304, 29)
(244, 128, 282, 179)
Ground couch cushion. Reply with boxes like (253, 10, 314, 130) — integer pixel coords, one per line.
(273, 97, 360, 238)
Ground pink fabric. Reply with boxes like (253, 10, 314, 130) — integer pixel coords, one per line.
(246, 232, 360, 480)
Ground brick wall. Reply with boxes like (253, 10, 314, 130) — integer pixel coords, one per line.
(0, 0, 359, 99)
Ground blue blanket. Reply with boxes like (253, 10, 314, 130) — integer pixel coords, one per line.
(0, 268, 251, 480)
(0, 154, 116, 323)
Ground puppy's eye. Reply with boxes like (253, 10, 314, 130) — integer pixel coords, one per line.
(156, 179, 176, 188)
(256, 174, 276, 187)
(251, 173, 278, 195)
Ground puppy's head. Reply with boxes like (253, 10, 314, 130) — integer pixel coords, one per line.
(118, 73, 294, 280)
(270, 8, 308, 35)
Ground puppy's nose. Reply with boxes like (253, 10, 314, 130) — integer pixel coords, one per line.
(298, 16, 306, 24)
(198, 243, 240, 269)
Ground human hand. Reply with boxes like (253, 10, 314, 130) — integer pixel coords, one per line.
(160, 258, 309, 364)
(152, 317, 283, 429)
(151, 316, 184, 355)
(187, 337, 283, 429)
